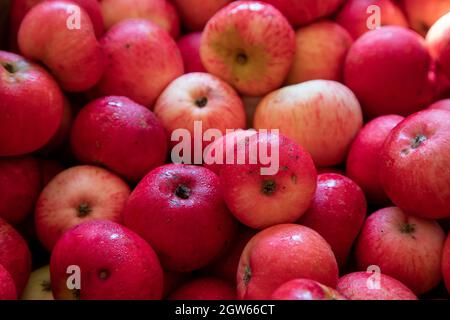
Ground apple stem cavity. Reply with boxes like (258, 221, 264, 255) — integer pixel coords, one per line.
(41, 280, 52, 292)
(411, 134, 427, 149)
(174, 184, 191, 199)
(77, 202, 92, 218)
(400, 223, 416, 234)
(1, 63, 16, 74)
(261, 179, 277, 195)
(236, 52, 248, 65)
(195, 96, 208, 108)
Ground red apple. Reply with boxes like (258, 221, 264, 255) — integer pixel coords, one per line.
(172, 0, 231, 31)
(337, 271, 417, 300)
(400, 0, 450, 36)
(443, 234, 450, 294)
(237, 224, 339, 300)
(96, 19, 184, 108)
(71, 96, 168, 182)
(177, 32, 206, 73)
(18, 1, 105, 92)
(262, 0, 344, 27)
(50, 220, 163, 300)
(0, 51, 64, 156)
(0, 156, 40, 225)
(0, 218, 32, 295)
(100, 0, 180, 38)
(380, 109, 450, 219)
(123, 164, 237, 272)
(426, 13, 450, 81)
(154, 72, 246, 152)
(344, 26, 434, 118)
(429, 99, 450, 111)
(0, 264, 16, 300)
(200, 1, 296, 96)
(254, 80, 363, 167)
(21, 265, 53, 300)
(298, 173, 367, 267)
(286, 20, 353, 85)
(220, 132, 317, 229)
(271, 279, 346, 300)
(355, 207, 446, 294)
(35, 165, 130, 251)
(346, 115, 404, 205)
(168, 277, 236, 300)
(336, 0, 408, 39)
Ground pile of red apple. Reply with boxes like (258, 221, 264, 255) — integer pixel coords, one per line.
(0, 0, 450, 301)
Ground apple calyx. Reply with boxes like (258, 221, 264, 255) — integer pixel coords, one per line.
(1, 62, 16, 74)
(243, 265, 252, 286)
(261, 179, 277, 195)
(236, 52, 248, 65)
(175, 184, 191, 199)
(98, 269, 110, 280)
(411, 134, 427, 149)
(195, 96, 208, 108)
(400, 223, 416, 234)
(41, 280, 52, 293)
(77, 202, 93, 218)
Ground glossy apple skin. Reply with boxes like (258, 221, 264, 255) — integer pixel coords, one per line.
(123, 164, 237, 272)
(100, 0, 179, 38)
(355, 207, 446, 294)
(21, 265, 53, 300)
(286, 21, 353, 85)
(0, 51, 64, 156)
(427, 13, 450, 81)
(262, 0, 344, 27)
(154, 72, 246, 151)
(0, 156, 40, 225)
(400, 0, 450, 36)
(337, 272, 417, 300)
(344, 26, 433, 118)
(201, 1, 296, 96)
(443, 235, 450, 294)
(429, 99, 450, 111)
(96, 19, 184, 108)
(71, 96, 168, 182)
(299, 174, 367, 267)
(35, 165, 130, 251)
(0, 218, 32, 296)
(50, 220, 163, 300)
(380, 110, 450, 219)
(0, 264, 17, 300)
(254, 80, 363, 167)
(346, 115, 404, 205)
(173, 0, 231, 31)
(237, 224, 339, 300)
(168, 277, 236, 300)
(220, 133, 317, 229)
(271, 279, 346, 300)
(177, 32, 206, 73)
(18, 1, 105, 92)
(336, 0, 408, 39)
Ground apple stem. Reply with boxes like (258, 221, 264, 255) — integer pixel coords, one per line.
(174, 184, 191, 199)
(195, 97, 208, 108)
(411, 134, 427, 149)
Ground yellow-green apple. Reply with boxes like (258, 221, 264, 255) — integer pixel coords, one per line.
(286, 20, 353, 85)
(177, 32, 206, 73)
(400, 0, 450, 36)
(123, 164, 238, 272)
(237, 224, 339, 300)
(298, 173, 367, 267)
(71, 96, 168, 182)
(254, 80, 363, 167)
(220, 132, 317, 229)
(168, 277, 236, 300)
(50, 220, 163, 300)
(336, 0, 408, 39)
(443, 234, 450, 294)
(262, 0, 344, 27)
(21, 265, 53, 300)
(429, 99, 450, 111)
(426, 13, 450, 81)
(0, 264, 16, 300)
(95, 19, 184, 108)
(200, 1, 296, 96)
(0, 218, 31, 295)
(0, 156, 40, 225)
(99, 0, 180, 38)
(172, 0, 231, 31)
(0, 51, 64, 156)
(380, 109, 450, 219)
(337, 271, 417, 300)
(154, 72, 246, 154)
(18, 1, 105, 92)
(344, 26, 434, 118)
(355, 207, 446, 294)
(35, 165, 130, 251)
(271, 279, 346, 300)
(346, 115, 404, 205)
